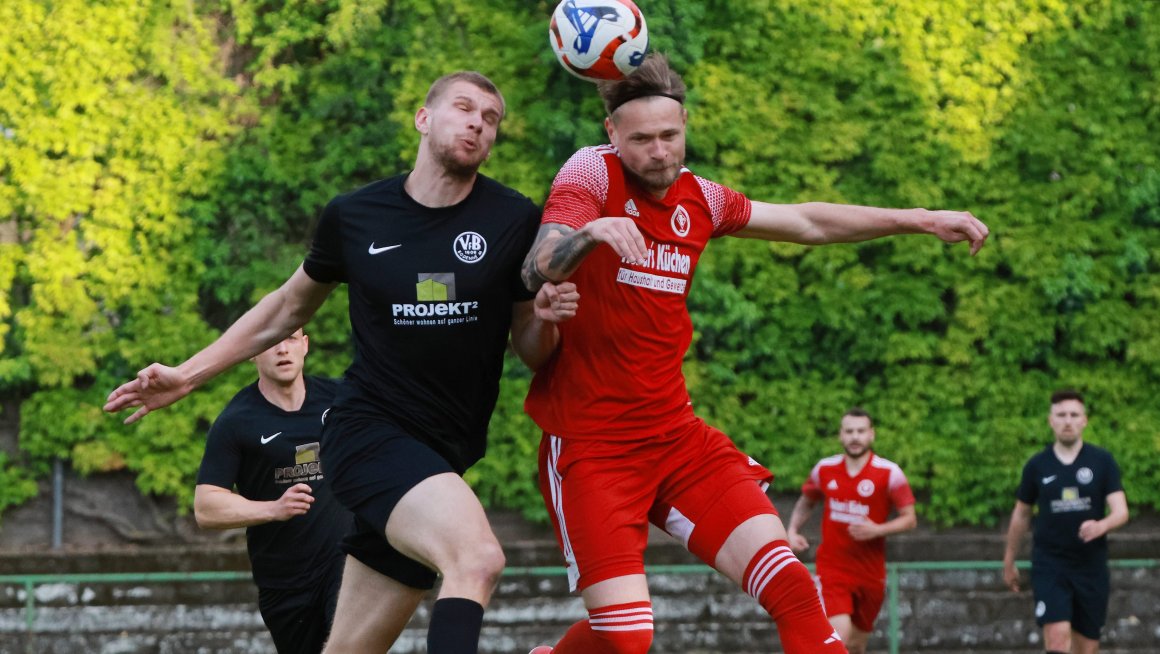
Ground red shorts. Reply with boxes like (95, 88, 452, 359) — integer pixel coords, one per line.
(538, 418, 775, 592)
(816, 572, 885, 632)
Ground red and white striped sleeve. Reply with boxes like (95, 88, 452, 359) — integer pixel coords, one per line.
(887, 463, 916, 509)
(542, 146, 610, 230)
(695, 175, 752, 237)
(801, 460, 825, 500)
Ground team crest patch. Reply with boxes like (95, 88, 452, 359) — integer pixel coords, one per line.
(1076, 467, 1094, 484)
(454, 231, 487, 263)
(857, 479, 876, 497)
(671, 205, 690, 237)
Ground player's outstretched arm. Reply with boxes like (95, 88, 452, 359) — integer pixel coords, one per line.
(736, 202, 989, 256)
(520, 219, 649, 292)
(104, 266, 337, 424)
(194, 483, 315, 529)
(509, 281, 580, 371)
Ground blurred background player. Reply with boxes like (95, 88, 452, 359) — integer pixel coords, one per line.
(521, 53, 987, 654)
(1003, 390, 1129, 654)
(786, 408, 917, 654)
(195, 328, 347, 654)
(107, 71, 578, 654)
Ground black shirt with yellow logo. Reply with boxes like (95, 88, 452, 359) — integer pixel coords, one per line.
(303, 173, 538, 472)
(197, 375, 348, 589)
(1016, 442, 1123, 564)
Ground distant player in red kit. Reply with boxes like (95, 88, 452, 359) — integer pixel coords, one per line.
(521, 53, 987, 654)
(787, 409, 918, 654)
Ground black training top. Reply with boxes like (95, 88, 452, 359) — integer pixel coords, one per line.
(302, 173, 539, 472)
(197, 376, 348, 590)
(1016, 442, 1123, 564)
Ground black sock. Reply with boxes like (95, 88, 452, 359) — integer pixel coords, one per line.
(427, 597, 485, 654)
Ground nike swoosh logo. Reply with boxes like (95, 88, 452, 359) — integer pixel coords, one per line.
(1042, 475, 1057, 484)
(260, 432, 283, 445)
(368, 243, 402, 255)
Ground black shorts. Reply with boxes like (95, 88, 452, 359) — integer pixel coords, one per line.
(1030, 553, 1109, 640)
(257, 556, 343, 654)
(322, 408, 453, 590)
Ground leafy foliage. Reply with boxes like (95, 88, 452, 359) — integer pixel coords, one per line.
(0, 0, 1156, 526)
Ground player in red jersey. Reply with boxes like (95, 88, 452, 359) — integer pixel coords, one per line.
(520, 54, 987, 654)
(787, 408, 917, 654)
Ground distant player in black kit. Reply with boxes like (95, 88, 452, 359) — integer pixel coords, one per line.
(105, 71, 579, 653)
(195, 328, 347, 654)
(1002, 390, 1129, 654)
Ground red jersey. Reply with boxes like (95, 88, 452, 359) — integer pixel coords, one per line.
(524, 146, 751, 439)
(801, 452, 915, 582)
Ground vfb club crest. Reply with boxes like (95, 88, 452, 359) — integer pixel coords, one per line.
(454, 231, 487, 264)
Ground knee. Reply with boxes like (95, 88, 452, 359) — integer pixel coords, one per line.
(447, 538, 506, 590)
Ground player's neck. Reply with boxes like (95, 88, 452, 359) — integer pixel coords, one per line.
(1052, 438, 1084, 464)
(257, 376, 307, 412)
(843, 452, 871, 475)
(406, 158, 477, 208)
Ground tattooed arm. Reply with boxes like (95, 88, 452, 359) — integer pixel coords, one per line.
(520, 219, 650, 292)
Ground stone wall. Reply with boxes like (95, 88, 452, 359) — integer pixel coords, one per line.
(0, 539, 1157, 653)
(0, 476, 1157, 653)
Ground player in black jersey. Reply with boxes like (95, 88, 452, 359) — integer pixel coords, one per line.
(195, 328, 347, 654)
(1002, 390, 1129, 654)
(106, 71, 579, 654)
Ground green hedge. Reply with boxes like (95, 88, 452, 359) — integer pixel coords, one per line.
(1, 0, 1157, 526)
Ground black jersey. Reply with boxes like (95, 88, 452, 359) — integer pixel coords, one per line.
(302, 173, 539, 472)
(197, 376, 348, 590)
(1016, 442, 1123, 563)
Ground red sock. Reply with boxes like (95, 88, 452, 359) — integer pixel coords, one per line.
(744, 541, 847, 653)
(552, 601, 654, 654)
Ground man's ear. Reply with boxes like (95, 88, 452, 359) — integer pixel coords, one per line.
(415, 106, 430, 135)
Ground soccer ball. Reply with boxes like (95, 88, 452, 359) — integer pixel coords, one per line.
(549, 0, 649, 82)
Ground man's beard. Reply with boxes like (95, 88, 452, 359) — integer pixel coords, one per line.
(844, 444, 868, 458)
(625, 162, 681, 194)
(433, 138, 486, 179)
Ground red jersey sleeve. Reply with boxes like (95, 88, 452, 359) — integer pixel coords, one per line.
(695, 175, 752, 237)
(542, 147, 609, 230)
(801, 461, 825, 501)
(888, 465, 916, 509)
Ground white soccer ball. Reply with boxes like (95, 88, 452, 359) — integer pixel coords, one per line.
(549, 0, 649, 82)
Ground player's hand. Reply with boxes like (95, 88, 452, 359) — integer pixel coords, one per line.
(787, 531, 810, 553)
(104, 363, 193, 424)
(925, 209, 989, 256)
(1002, 560, 1021, 592)
(847, 520, 882, 541)
(581, 217, 649, 263)
(534, 281, 580, 323)
(272, 483, 315, 521)
(1078, 519, 1106, 543)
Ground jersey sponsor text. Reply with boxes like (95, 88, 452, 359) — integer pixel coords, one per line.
(391, 301, 481, 326)
(828, 498, 871, 524)
(616, 268, 687, 294)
